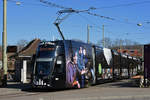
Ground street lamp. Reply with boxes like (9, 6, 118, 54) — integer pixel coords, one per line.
(137, 23, 142, 26)
(2, 0, 21, 86)
(16, 1, 21, 5)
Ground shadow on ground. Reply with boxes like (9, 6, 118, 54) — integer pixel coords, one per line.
(4, 82, 32, 90)
(1, 79, 139, 93)
(3, 82, 79, 93)
(97, 79, 139, 88)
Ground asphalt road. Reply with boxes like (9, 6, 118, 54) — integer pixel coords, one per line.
(0, 80, 150, 100)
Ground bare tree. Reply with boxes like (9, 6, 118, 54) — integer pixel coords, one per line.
(17, 39, 29, 52)
(97, 37, 140, 50)
(124, 39, 132, 46)
(97, 37, 113, 48)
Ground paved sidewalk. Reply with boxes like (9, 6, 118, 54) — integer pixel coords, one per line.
(0, 82, 31, 96)
(0, 80, 150, 100)
(0, 87, 21, 96)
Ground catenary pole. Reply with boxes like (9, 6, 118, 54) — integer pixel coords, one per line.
(2, 0, 7, 86)
(87, 24, 90, 44)
(102, 25, 105, 47)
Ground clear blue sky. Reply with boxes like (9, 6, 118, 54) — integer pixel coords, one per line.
(0, 0, 150, 45)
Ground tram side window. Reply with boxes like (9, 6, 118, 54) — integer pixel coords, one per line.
(96, 49, 103, 62)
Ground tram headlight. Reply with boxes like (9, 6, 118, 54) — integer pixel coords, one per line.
(55, 77, 59, 80)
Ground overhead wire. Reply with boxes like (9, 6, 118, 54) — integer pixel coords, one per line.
(39, 0, 148, 40)
(39, 0, 116, 23)
(84, 11, 115, 21)
(38, 0, 147, 27)
(6, 0, 50, 7)
(77, 13, 110, 39)
(77, 13, 125, 36)
(77, 13, 112, 42)
(91, 0, 150, 10)
(6, 0, 150, 26)
(77, 13, 100, 28)
(7, 0, 143, 26)
(39, 0, 70, 9)
(85, 0, 150, 26)
(6, 0, 150, 38)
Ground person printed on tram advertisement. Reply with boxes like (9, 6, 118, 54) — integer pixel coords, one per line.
(77, 46, 84, 70)
(83, 48, 88, 68)
(83, 48, 94, 85)
(66, 52, 80, 88)
(77, 46, 88, 88)
(84, 61, 93, 86)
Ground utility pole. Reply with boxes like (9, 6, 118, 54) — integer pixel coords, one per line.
(102, 25, 105, 47)
(2, 0, 7, 86)
(87, 24, 90, 44)
(120, 39, 122, 52)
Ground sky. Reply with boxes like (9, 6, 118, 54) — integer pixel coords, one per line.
(0, 0, 150, 45)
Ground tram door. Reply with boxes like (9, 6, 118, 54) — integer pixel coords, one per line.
(92, 46, 96, 84)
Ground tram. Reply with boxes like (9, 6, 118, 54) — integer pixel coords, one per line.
(32, 40, 141, 89)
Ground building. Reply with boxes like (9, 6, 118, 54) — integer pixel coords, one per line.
(11, 39, 41, 82)
(112, 45, 143, 58)
(117, 49, 142, 57)
(0, 39, 41, 83)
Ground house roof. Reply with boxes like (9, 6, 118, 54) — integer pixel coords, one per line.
(17, 38, 41, 57)
(0, 39, 41, 60)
